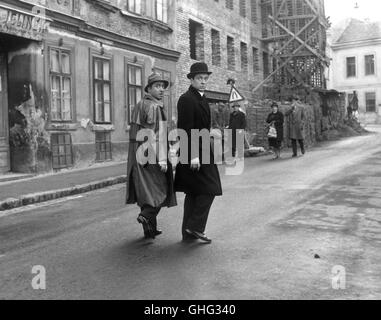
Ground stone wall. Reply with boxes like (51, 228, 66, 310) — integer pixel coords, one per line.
(175, 0, 264, 109)
(245, 91, 347, 149)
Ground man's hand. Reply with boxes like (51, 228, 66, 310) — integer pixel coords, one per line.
(159, 161, 168, 173)
(190, 158, 201, 171)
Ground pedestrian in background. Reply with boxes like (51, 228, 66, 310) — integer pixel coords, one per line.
(126, 73, 177, 239)
(174, 62, 223, 244)
(228, 103, 247, 160)
(266, 102, 284, 159)
(285, 95, 306, 158)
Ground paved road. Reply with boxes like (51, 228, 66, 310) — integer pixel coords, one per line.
(1, 129, 381, 300)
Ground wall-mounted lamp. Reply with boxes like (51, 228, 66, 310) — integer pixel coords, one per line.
(133, 56, 138, 63)
(100, 43, 105, 55)
(58, 38, 64, 46)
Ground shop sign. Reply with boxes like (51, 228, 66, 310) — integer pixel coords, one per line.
(0, 5, 49, 41)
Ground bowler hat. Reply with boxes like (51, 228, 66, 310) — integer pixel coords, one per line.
(144, 73, 170, 93)
(187, 62, 212, 79)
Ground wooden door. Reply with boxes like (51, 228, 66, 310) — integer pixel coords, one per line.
(0, 52, 10, 173)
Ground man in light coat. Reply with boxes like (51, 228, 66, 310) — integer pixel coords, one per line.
(126, 73, 177, 239)
(286, 95, 306, 157)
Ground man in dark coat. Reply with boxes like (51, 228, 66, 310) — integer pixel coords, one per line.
(229, 104, 247, 158)
(126, 73, 177, 239)
(174, 62, 223, 244)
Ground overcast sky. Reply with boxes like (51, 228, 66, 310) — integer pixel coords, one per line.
(325, 0, 381, 25)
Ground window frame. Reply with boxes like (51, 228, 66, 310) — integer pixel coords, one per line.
(51, 133, 74, 170)
(126, 0, 142, 15)
(89, 50, 114, 125)
(227, 35, 235, 71)
(365, 91, 377, 113)
(155, 0, 168, 23)
(126, 60, 145, 126)
(346, 56, 357, 78)
(95, 131, 113, 162)
(211, 28, 221, 67)
(240, 41, 248, 73)
(46, 44, 76, 123)
(365, 54, 376, 76)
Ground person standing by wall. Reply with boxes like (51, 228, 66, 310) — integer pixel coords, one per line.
(126, 73, 177, 239)
(285, 95, 306, 158)
(266, 102, 284, 159)
(229, 103, 247, 159)
(174, 62, 223, 244)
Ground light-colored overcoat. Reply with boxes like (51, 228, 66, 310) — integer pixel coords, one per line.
(126, 94, 177, 208)
(286, 103, 305, 140)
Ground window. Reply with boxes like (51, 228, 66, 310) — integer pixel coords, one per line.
(241, 42, 248, 73)
(263, 51, 270, 77)
(127, 64, 143, 124)
(226, 0, 233, 10)
(155, 0, 168, 23)
(95, 131, 112, 161)
(49, 48, 72, 121)
(51, 133, 73, 170)
(346, 57, 356, 78)
(366, 92, 376, 112)
(211, 29, 221, 66)
(189, 20, 204, 61)
(365, 55, 375, 75)
(240, 0, 246, 17)
(252, 47, 259, 74)
(127, 0, 142, 14)
(93, 58, 112, 124)
(251, 0, 258, 23)
(227, 36, 235, 70)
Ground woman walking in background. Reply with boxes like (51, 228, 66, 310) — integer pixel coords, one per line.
(266, 102, 284, 159)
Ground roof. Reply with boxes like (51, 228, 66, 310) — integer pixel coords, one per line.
(335, 19, 381, 44)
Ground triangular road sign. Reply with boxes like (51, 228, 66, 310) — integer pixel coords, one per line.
(229, 85, 245, 103)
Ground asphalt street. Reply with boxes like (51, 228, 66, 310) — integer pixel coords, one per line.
(1, 128, 381, 300)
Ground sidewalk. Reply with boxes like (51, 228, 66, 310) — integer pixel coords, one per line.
(0, 162, 127, 211)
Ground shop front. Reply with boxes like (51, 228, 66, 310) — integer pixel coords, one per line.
(0, 2, 49, 173)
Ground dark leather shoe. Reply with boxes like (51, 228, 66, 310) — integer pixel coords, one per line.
(137, 215, 155, 239)
(185, 229, 212, 243)
(145, 229, 162, 239)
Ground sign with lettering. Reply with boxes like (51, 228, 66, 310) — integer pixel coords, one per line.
(0, 5, 49, 41)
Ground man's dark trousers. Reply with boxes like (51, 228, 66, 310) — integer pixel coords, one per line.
(292, 139, 305, 156)
(140, 205, 161, 230)
(182, 194, 215, 238)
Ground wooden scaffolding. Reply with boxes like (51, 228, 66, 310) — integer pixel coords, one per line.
(255, 0, 330, 94)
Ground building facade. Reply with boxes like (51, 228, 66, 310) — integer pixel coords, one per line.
(330, 19, 381, 124)
(0, 0, 179, 174)
(174, 0, 264, 115)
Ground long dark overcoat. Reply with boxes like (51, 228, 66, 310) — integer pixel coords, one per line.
(174, 86, 223, 196)
(266, 111, 284, 142)
(126, 94, 177, 208)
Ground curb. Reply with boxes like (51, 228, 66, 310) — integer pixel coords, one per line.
(0, 175, 127, 212)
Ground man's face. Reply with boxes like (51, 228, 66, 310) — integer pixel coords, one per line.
(191, 74, 209, 92)
(148, 82, 166, 100)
